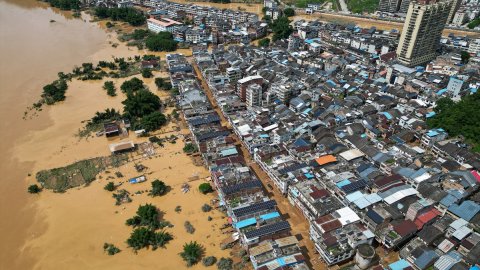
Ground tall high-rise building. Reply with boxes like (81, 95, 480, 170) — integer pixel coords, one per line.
(447, 0, 462, 23)
(378, 0, 402, 13)
(396, 0, 453, 67)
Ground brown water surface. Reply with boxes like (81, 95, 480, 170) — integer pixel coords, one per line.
(0, 1, 107, 268)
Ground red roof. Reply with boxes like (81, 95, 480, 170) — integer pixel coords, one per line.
(414, 209, 440, 229)
(394, 220, 417, 236)
(374, 174, 403, 188)
(321, 220, 342, 233)
(310, 189, 329, 200)
(315, 214, 334, 225)
(471, 170, 480, 183)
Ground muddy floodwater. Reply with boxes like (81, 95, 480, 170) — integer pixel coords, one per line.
(0, 1, 229, 269)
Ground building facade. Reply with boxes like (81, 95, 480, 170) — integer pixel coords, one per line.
(396, 0, 453, 67)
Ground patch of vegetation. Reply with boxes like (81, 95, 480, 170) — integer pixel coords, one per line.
(139, 111, 167, 132)
(104, 181, 116, 192)
(461, 51, 471, 64)
(180, 241, 204, 267)
(141, 68, 153, 78)
(184, 221, 195, 234)
(113, 189, 132, 205)
(36, 155, 129, 192)
(103, 81, 117, 96)
(94, 7, 146, 26)
(183, 143, 198, 154)
(202, 256, 217, 267)
(295, 0, 323, 8)
(201, 204, 212, 212)
(258, 38, 270, 47)
(126, 204, 163, 230)
(126, 227, 173, 251)
(468, 17, 480, 29)
(347, 0, 379, 14)
(198, 183, 213, 194)
(217, 257, 233, 270)
(28, 184, 42, 194)
(43, 0, 80, 10)
(155, 77, 172, 90)
(120, 77, 146, 94)
(122, 90, 161, 118)
(103, 243, 121, 255)
(271, 16, 293, 41)
(86, 108, 121, 129)
(149, 179, 168, 197)
(42, 79, 68, 105)
(145, 32, 177, 52)
(427, 92, 480, 152)
(175, 205, 182, 213)
(284, 7, 295, 17)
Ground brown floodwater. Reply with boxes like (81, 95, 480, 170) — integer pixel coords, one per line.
(0, 0, 107, 268)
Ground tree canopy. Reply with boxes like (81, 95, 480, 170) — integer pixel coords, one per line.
(122, 90, 161, 119)
(198, 183, 213, 194)
(94, 7, 146, 26)
(126, 228, 172, 251)
(150, 179, 168, 197)
(427, 92, 480, 152)
(45, 0, 80, 10)
(283, 8, 295, 17)
(139, 111, 167, 131)
(120, 77, 145, 94)
(126, 204, 161, 230)
(258, 38, 270, 47)
(271, 16, 293, 41)
(42, 79, 68, 105)
(180, 241, 204, 267)
(145, 32, 177, 52)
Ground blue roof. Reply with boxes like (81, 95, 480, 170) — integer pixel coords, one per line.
(381, 112, 393, 120)
(426, 112, 436, 118)
(437, 89, 448, 95)
(414, 250, 438, 269)
(367, 209, 384, 224)
(326, 80, 337, 87)
(260, 134, 269, 138)
(389, 259, 411, 270)
(260, 211, 280, 220)
(304, 173, 314, 179)
(336, 179, 351, 188)
(235, 218, 256, 229)
(221, 148, 238, 157)
(470, 266, 480, 270)
(293, 138, 310, 147)
(448, 200, 480, 221)
(427, 130, 439, 137)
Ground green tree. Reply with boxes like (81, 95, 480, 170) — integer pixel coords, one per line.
(467, 17, 480, 29)
(198, 183, 213, 194)
(126, 227, 154, 250)
(103, 81, 117, 96)
(461, 51, 471, 64)
(183, 143, 197, 153)
(179, 241, 204, 267)
(126, 204, 161, 229)
(140, 111, 167, 131)
(202, 256, 217, 266)
(94, 7, 146, 26)
(45, 0, 80, 10)
(258, 38, 270, 47)
(142, 69, 153, 78)
(122, 91, 161, 118)
(283, 7, 295, 17)
(103, 243, 121, 255)
(145, 32, 177, 52)
(104, 182, 116, 192)
(271, 16, 293, 41)
(150, 179, 168, 197)
(154, 77, 172, 90)
(131, 29, 150, 40)
(120, 77, 145, 93)
(42, 79, 68, 104)
(28, 184, 41, 194)
(216, 257, 233, 270)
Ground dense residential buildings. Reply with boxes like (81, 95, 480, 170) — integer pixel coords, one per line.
(146, 17, 182, 33)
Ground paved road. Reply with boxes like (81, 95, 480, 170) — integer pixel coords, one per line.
(191, 60, 331, 270)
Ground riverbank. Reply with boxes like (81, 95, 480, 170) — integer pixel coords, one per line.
(0, 1, 226, 269)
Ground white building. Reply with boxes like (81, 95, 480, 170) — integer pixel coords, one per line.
(147, 18, 183, 33)
(246, 84, 262, 107)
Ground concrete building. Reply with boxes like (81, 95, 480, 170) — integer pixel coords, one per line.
(378, 0, 402, 13)
(226, 67, 242, 83)
(246, 84, 262, 107)
(452, 9, 469, 26)
(237, 75, 263, 102)
(396, 0, 453, 67)
(447, 0, 463, 23)
(468, 38, 480, 54)
(446, 76, 464, 96)
(400, 0, 412, 13)
(147, 17, 183, 33)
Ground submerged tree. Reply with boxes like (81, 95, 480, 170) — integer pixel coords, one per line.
(179, 241, 204, 267)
